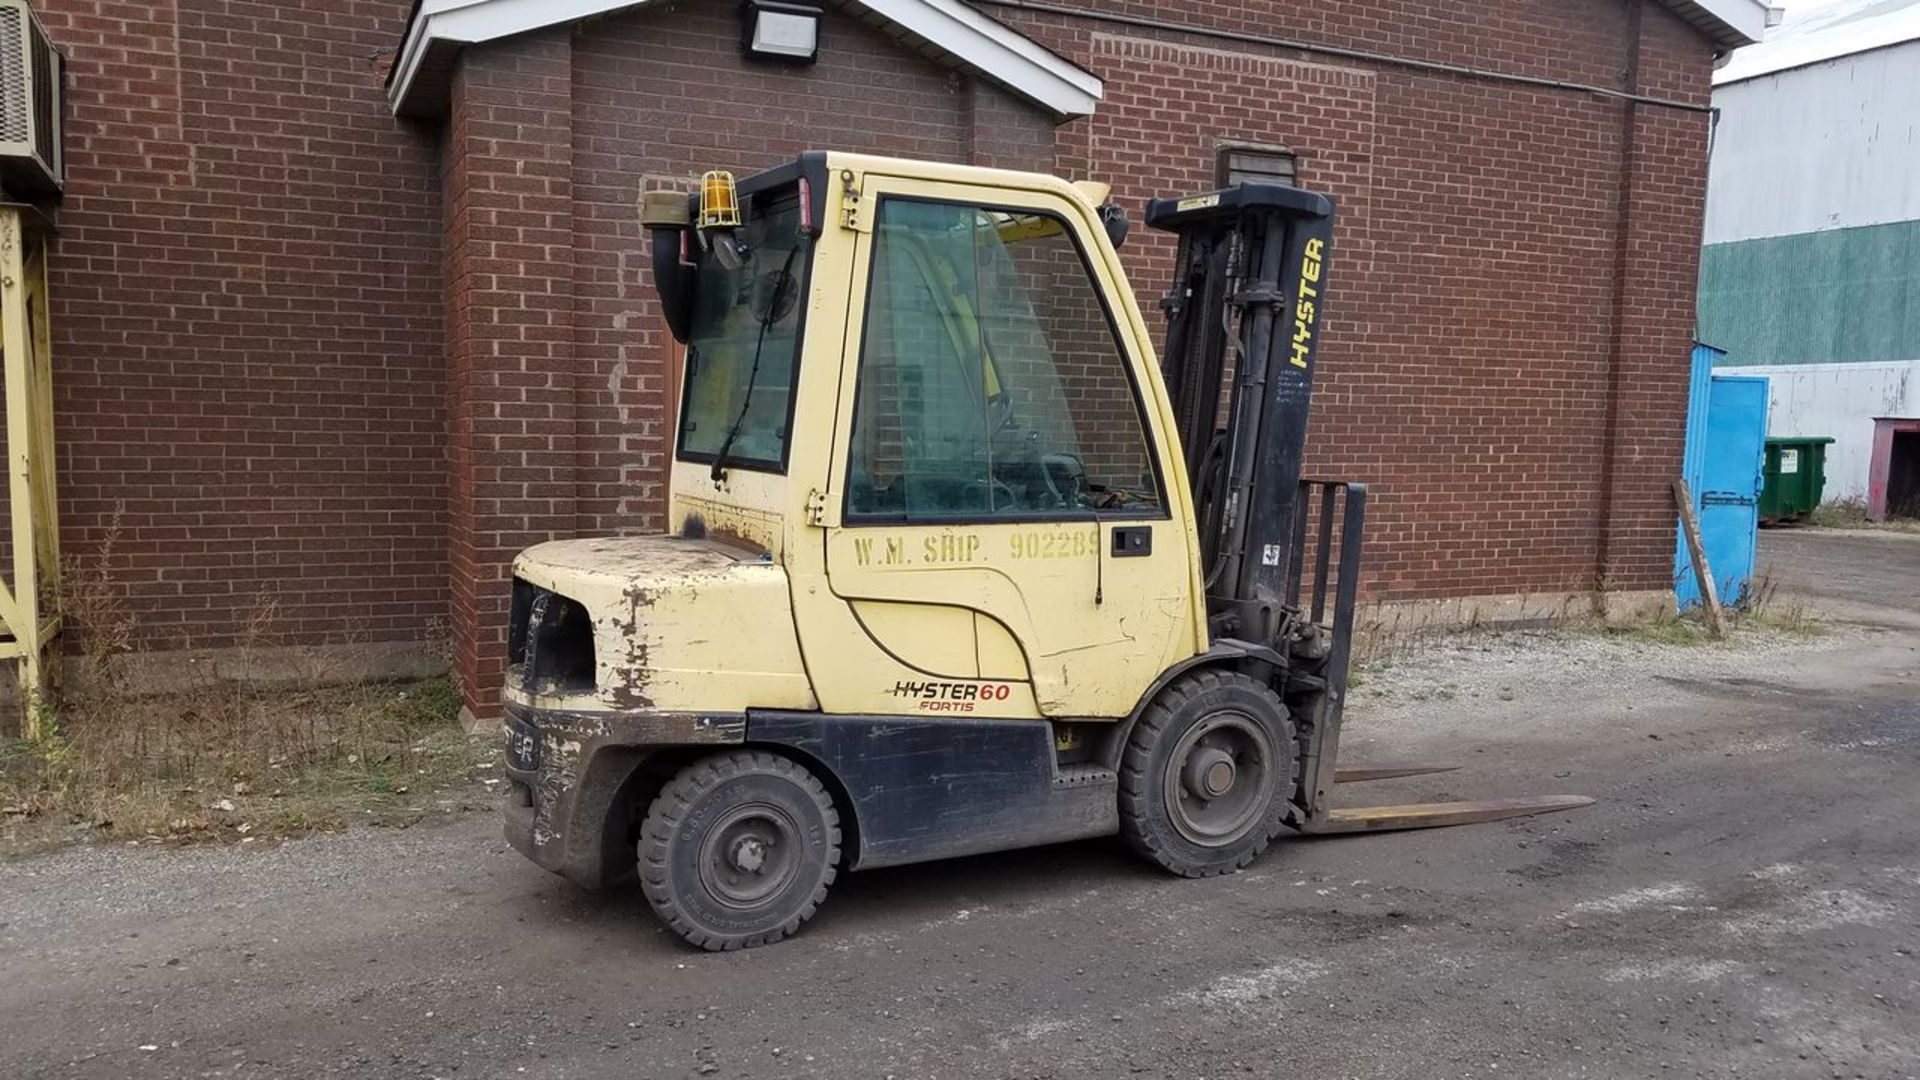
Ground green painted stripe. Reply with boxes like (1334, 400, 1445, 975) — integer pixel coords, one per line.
(1698, 218, 1920, 367)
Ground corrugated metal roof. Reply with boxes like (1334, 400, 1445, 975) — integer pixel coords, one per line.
(1714, 0, 1920, 83)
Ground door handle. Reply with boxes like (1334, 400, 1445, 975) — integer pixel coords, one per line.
(1111, 525, 1153, 558)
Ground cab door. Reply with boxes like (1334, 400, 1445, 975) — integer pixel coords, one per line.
(793, 172, 1202, 719)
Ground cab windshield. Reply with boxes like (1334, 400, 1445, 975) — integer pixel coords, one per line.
(845, 198, 1164, 520)
(677, 187, 809, 472)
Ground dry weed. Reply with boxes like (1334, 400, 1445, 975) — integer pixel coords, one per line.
(1, 518, 490, 855)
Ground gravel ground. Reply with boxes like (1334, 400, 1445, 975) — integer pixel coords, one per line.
(1759, 527, 1920, 627)
(2, 530, 1917, 1080)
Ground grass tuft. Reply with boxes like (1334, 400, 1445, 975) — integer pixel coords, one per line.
(1808, 496, 1920, 533)
(1608, 571, 1825, 647)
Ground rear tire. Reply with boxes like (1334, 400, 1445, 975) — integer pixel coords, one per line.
(1119, 669, 1297, 877)
(638, 750, 841, 951)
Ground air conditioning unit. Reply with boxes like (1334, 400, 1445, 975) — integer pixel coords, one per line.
(0, 0, 62, 196)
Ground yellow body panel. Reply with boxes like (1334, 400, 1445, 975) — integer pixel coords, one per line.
(511, 535, 816, 715)
(514, 153, 1209, 723)
(849, 600, 980, 676)
(812, 518, 1192, 715)
(974, 614, 1029, 680)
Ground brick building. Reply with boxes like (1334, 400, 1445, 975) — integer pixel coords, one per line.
(25, 0, 1769, 719)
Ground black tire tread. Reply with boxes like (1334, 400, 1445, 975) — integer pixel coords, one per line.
(1118, 669, 1297, 878)
(637, 750, 842, 952)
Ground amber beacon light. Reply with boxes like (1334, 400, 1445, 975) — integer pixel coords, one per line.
(698, 170, 742, 230)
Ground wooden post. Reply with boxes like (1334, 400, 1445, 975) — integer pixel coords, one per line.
(1673, 477, 1727, 639)
(0, 206, 62, 738)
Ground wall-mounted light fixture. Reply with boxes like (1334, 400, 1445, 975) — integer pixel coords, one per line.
(741, 0, 821, 64)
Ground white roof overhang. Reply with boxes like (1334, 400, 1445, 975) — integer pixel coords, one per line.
(1661, 0, 1778, 51)
(388, 0, 1102, 120)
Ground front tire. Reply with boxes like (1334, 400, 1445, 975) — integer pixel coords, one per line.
(1119, 670, 1297, 877)
(638, 750, 841, 951)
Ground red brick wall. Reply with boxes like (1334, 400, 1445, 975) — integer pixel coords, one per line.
(1601, 3, 1714, 593)
(986, 0, 1643, 87)
(441, 4, 999, 711)
(40, 0, 443, 649)
(567, 3, 983, 545)
(32, 0, 1719, 716)
(1003, 0, 1713, 601)
(443, 28, 581, 712)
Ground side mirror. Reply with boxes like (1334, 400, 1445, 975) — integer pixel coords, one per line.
(1099, 202, 1130, 250)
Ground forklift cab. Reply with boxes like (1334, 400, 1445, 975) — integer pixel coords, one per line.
(525, 153, 1210, 726)
(776, 160, 1207, 722)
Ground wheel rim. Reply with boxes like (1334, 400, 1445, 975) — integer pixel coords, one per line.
(697, 802, 803, 909)
(1162, 711, 1275, 847)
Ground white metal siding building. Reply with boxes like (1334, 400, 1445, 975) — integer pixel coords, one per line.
(1700, 0, 1920, 503)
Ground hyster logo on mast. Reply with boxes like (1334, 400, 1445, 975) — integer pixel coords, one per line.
(1290, 237, 1325, 370)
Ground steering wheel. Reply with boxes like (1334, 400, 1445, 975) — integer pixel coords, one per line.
(987, 390, 1015, 436)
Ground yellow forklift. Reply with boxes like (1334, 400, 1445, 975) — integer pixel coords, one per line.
(501, 153, 1590, 950)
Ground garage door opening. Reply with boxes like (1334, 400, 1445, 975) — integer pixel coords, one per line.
(1870, 418, 1920, 522)
(1889, 432, 1920, 519)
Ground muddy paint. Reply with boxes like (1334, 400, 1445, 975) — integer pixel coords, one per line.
(674, 494, 783, 556)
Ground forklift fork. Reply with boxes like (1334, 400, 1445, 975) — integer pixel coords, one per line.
(1286, 481, 1594, 836)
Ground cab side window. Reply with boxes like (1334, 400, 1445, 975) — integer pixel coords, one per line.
(847, 198, 1163, 520)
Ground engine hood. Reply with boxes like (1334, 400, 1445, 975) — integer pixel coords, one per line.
(515, 535, 748, 593)
(510, 536, 816, 714)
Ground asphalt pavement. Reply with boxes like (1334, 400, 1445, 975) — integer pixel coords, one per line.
(3, 528, 1917, 1080)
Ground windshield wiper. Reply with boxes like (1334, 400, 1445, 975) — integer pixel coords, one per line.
(710, 244, 800, 484)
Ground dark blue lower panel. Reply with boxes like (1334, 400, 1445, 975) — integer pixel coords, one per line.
(745, 712, 1118, 870)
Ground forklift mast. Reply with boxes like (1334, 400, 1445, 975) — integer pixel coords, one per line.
(1143, 185, 1589, 839)
(1146, 185, 1359, 660)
